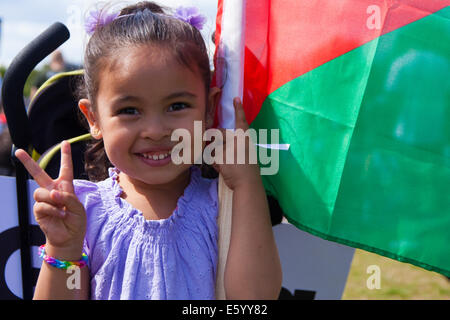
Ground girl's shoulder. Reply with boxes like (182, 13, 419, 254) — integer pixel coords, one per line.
(167, 166, 219, 228)
(173, 166, 219, 239)
(72, 167, 121, 212)
(186, 166, 219, 207)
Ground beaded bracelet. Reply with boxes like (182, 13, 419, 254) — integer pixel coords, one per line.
(38, 245, 88, 269)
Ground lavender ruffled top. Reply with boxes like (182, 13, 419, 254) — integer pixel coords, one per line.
(73, 166, 218, 300)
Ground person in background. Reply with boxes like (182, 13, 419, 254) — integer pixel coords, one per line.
(30, 50, 78, 99)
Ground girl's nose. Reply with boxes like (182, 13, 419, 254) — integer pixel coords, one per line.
(140, 115, 171, 141)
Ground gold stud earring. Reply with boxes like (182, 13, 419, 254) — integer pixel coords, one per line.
(91, 128, 100, 137)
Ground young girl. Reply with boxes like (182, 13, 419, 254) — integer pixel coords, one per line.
(15, 1, 282, 300)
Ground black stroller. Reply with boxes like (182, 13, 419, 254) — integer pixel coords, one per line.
(0, 23, 90, 299)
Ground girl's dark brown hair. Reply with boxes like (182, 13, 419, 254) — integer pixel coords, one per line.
(78, 1, 212, 181)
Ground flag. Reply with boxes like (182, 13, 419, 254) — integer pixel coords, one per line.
(215, 0, 450, 277)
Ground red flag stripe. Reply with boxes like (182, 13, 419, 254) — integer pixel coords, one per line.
(240, 0, 450, 123)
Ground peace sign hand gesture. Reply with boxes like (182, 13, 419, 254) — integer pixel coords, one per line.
(15, 141, 86, 260)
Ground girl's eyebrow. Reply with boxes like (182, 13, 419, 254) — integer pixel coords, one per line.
(112, 95, 141, 105)
(111, 92, 197, 105)
(163, 91, 197, 101)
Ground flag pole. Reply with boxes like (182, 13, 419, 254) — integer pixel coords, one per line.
(215, 0, 246, 300)
(216, 176, 233, 299)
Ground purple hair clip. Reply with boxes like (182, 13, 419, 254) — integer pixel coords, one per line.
(84, 6, 206, 35)
(85, 10, 119, 35)
(174, 6, 207, 31)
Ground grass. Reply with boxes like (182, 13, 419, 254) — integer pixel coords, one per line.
(342, 249, 450, 300)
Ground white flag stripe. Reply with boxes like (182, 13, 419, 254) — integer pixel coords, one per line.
(256, 144, 291, 151)
(214, 0, 247, 301)
(216, 0, 246, 129)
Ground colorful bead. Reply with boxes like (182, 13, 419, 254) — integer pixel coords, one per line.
(38, 245, 88, 270)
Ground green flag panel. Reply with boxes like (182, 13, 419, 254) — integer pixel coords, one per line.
(252, 7, 450, 276)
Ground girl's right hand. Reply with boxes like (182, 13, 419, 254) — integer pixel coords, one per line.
(15, 141, 87, 260)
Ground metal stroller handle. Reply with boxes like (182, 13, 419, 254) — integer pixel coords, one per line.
(0, 22, 70, 300)
(1, 22, 70, 150)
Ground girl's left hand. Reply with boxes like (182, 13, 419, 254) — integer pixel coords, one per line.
(214, 99, 283, 299)
(213, 97, 261, 190)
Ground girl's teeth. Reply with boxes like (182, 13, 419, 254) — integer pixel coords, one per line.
(143, 153, 168, 160)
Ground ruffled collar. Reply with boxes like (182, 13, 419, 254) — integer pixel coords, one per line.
(106, 166, 201, 227)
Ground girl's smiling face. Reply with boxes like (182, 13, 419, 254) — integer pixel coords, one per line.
(80, 45, 218, 188)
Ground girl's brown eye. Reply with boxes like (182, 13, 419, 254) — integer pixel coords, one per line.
(168, 102, 190, 112)
(118, 107, 139, 115)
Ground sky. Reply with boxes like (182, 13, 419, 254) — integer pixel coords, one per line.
(0, 0, 218, 68)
